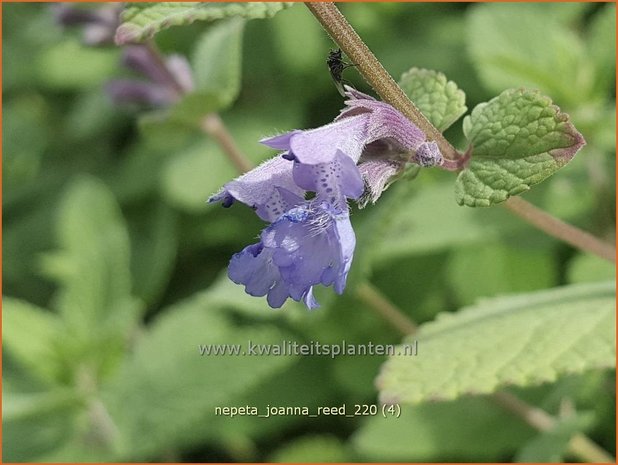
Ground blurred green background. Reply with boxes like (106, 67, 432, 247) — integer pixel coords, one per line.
(3, 2, 615, 462)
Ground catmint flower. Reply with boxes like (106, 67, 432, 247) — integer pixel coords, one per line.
(106, 46, 194, 107)
(52, 3, 121, 47)
(210, 86, 443, 309)
(228, 198, 355, 309)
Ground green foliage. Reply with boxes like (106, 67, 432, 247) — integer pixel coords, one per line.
(192, 18, 244, 109)
(162, 141, 237, 212)
(40, 177, 141, 337)
(116, 2, 292, 44)
(456, 89, 585, 206)
(466, 3, 589, 106)
(3, 2, 615, 463)
(364, 181, 521, 265)
(515, 415, 594, 462)
(268, 435, 349, 463)
(398, 67, 467, 132)
(3, 299, 63, 383)
(378, 282, 616, 405)
(353, 396, 535, 461)
(103, 293, 295, 459)
(37, 39, 119, 90)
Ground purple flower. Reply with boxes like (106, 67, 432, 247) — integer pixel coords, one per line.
(228, 201, 355, 309)
(53, 3, 121, 47)
(210, 86, 443, 309)
(106, 46, 194, 108)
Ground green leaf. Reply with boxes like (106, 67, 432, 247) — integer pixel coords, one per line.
(377, 282, 615, 405)
(162, 140, 238, 212)
(2, 298, 62, 383)
(567, 254, 616, 284)
(398, 67, 466, 132)
(192, 18, 244, 110)
(2, 388, 80, 462)
(353, 396, 534, 461)
(128, 203, 178, 305)
(268, 435, 348, 463)
(363, 181, 522, 265)
(586, 4, 616, 96)
(270, 5, 326, 75)
(456, 88, 585, 207)
(515, 414, 594, 462)
(40, 177, 142, 360)
(103, 292, 295, 460)
(466, 3, 586, 106)
(116, 2, 292, 44)
(37, 39, 119, 90)
(447, 241, 555, 306)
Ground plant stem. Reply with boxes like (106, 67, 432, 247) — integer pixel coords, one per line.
(505, 196, 616, 263)
(493, 391, 615, 463)
(306, 1, 615, 264)
(201, 114, 254, 174)
(355, 282, 417, 334)
(305, 2, 460, 163)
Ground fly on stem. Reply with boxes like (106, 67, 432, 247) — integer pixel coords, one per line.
(327, 48, 356, 96)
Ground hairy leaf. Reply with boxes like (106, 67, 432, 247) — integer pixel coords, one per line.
(398, 67, 466, 132)
(377, 282, 615, 405)
(116, 2, 292, 44)
(456, 88, 585, 207)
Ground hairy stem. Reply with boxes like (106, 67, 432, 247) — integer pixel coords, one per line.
(201, 114, 254, 174)
(493, 391, 615, 463)
(305, 2, 460, 163)
(505, 196, 616, 263)
(306, 1, 614, 263)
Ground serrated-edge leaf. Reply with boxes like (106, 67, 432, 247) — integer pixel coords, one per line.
(398, 67, 467, 132)
(377, 281, 615, 405)
(457, 88, 585, 207)
(116, 2, 293, 44)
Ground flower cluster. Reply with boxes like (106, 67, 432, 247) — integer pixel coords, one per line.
(210, 86, 443, 309)
(52, 3, 194, 108)
(106, 46, 194, 108)
(53, 3, 121, 46)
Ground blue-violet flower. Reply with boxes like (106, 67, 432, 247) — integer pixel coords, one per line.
(210, 86, 443, 309)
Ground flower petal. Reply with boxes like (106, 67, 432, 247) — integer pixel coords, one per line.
(357, 159, 402, 207)
(289, 114, 370, 164)
(292, 150, 364, 208)
(209, 156, 305, 222)
(260, 130, 302, 150)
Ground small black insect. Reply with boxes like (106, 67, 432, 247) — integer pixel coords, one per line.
(327, 48, 355, 97)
